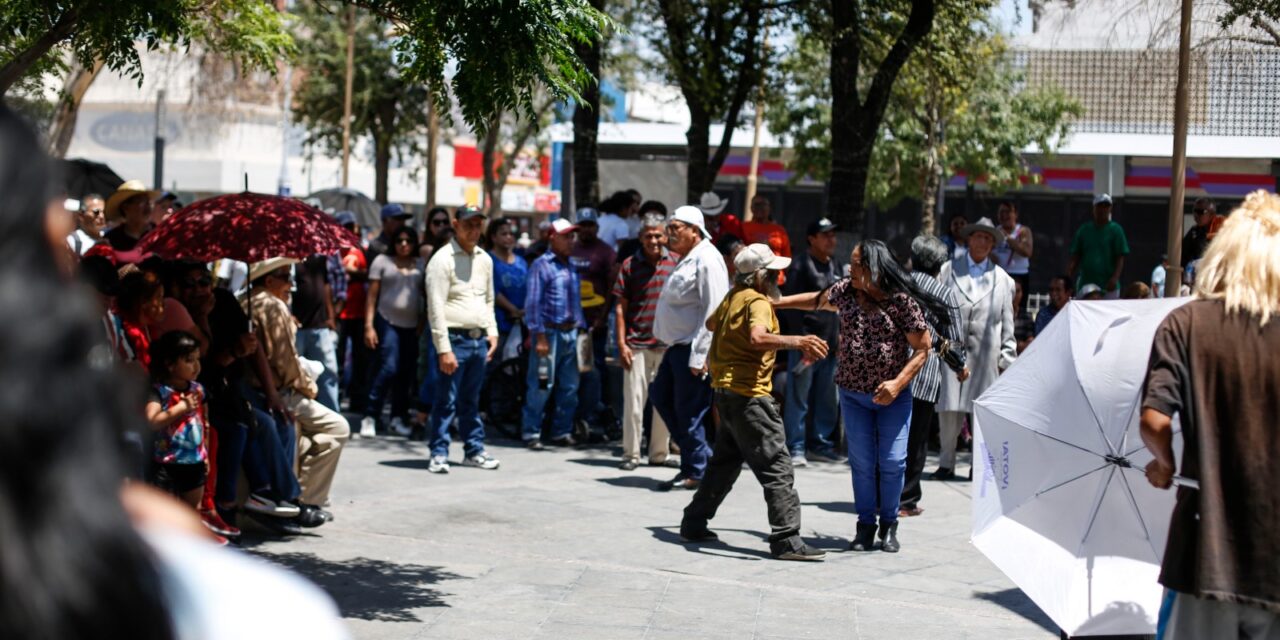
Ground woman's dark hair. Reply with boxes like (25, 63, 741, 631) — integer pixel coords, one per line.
(639, 200, 667, 216)
(858, 239, 952, 330)
(426, 206, 449, 222)
(148, 330, 201, 381)
(600, 191, 631, 214)
(392, 225, 420, 253)
(116, 271, 164, 318)
(0, 106, 173, 639)
(485, 217, 512, 249)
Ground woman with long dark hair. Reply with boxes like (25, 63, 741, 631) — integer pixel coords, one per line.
(363, 226, 425, 437)
(775, 239, 939, 554)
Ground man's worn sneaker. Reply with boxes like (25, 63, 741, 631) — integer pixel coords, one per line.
(791, 455, 809, 468)
(390, 416, 412, 437)
(245, 492, 301, 518)
(461, 452, 500, 470)
(679, 523, 719, 542)
(359, 416, 377, 438)
(808, 449, 846, 463)
(774, 542, 827, 562)
(525, 439, 545, 450)
(427, 455, 450, 474)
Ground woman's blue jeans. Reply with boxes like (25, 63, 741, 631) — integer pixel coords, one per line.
(365, 313, 419, 421)
(840, 387, 913, 525)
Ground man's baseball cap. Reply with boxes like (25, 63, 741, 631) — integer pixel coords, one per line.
(549, 219, 579, 236)
(734, 243, 791, 274)
(334, 211, 357, 226)
(576, 207, 599, 224)
(381, 203, 412, 219)
(455, 205, 485, 221)
(1093, 193, 1113, 206)
(806, 217, 840, 236)
(670, 205, 710, 239)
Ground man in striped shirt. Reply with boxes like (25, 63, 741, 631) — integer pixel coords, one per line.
(613, 213, 678, 471)
(899, 234, 968, 517)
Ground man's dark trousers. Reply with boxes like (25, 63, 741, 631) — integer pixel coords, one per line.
(683, 388, 804, 552)
(649, 343, 711, 480)
(899, 397, 937, 511)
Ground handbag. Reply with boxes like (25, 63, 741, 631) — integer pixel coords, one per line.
(937, 338, 967, 373)
(576, 331, 594, 373)
(501, 324, 523, 362)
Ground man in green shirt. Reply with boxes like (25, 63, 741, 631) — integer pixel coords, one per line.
(1068, 193, 1129, 298)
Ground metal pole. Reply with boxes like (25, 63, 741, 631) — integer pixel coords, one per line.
(153, 89, 165, 189)
(341, 5, 356, 188)
(744, 31, 768, 220)
(1165, 0, 1192, 297)
(278, 65, 293, 197)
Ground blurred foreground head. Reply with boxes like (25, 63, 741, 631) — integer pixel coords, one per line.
(1194, 190, 1280, 326)
(0, 106, 173, 639)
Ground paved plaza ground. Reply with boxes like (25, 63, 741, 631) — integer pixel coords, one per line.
(246, 432, 1059, 640)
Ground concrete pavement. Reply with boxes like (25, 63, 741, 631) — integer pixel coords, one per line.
(246, 433, 1058, 639)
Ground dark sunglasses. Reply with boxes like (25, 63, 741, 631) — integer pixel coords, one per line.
(269, 270, 292, 282)
(395, 238, 415, 245)
(85, 208, 104, 215)
(430, 218, 449, 226)
(1193, 208, 1209, 214)
(181, 276, 213, 288)
(666, 223, 687, 233)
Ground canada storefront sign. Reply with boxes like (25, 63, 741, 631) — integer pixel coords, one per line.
(89, 111, 181, 152)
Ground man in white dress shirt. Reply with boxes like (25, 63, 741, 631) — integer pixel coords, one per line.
(650, 206, 730, 491)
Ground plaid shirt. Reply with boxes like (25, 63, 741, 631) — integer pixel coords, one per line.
(326, 254, 348, 303)
(524, 252, 586, 335)
(910, 271, 965, 404)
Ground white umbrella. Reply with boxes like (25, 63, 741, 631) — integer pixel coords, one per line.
(971, 297, 1193, 637)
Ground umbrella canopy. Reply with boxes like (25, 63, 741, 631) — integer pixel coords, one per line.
(308, 187, 381, 231)
(971, 297, 1191, 637)
(137, 192, 360, 263)
(60, 158, 123, 200)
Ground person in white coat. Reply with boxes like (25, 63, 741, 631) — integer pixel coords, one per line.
(933, 217, 1017, 479)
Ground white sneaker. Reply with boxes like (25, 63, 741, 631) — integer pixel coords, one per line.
(389, 416, 411, 437)
(460, 452, 501, 470)
(791, 455, 809, 468)
(427, 455, 450, 474)
(359, 416, 376, 438)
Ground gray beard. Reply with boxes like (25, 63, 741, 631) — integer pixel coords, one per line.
(760, 276, 782, 302)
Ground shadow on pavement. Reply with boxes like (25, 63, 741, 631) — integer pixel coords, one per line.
(568, 457, 623, 468)
(379, 458, 431, 470)
(803, 501, 856, 514)
(973, 588, 1058, 636)
(250, 551, 465, 622)
(646, 526, 773, 561)
(597, 475, 668, 490)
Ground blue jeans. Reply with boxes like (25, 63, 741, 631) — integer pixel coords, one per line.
(240, 384, 302, 502)
(521, 329, 579, 441)
(297, 327, 339, 413)
(840, 387, 913, 525)
(365, 314, 418, 421)
(416, 322, 439, 411)
(783, 350, 840, 457)
(430, 333, 489, 457)
(576, 327, 608, 424)
(649, 344, 711, 481)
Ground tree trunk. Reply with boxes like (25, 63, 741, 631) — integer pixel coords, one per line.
(684, 106, 712, 204)
(481, 115, 502, 216)
(918, 106, 943, 235)
(827, 0, 936, 233)
(374, 135, 391, 205)
(46, 58, 104, 158)
(572, 0, 604, 208)
(425, 93, 438, 209)
(0, 9, 81, 96)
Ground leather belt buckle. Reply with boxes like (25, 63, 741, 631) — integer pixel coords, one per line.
(467, 328, 483, 339)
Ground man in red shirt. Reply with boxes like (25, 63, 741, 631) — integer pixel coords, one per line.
(699, 192, 743, 244)
(334, 211, 371, 413)
(740, 194, 791, 258)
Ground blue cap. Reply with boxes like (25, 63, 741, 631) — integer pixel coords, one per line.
(335, 210, 357, 226)
(381, 203, 410, 219)
(576, 207, 599, 224)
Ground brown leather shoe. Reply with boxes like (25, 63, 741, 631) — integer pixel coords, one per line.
(899, 506, 924, 517)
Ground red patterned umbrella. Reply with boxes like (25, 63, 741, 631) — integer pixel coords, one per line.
(137, 192, 360, 262)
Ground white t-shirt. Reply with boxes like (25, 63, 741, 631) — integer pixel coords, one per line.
(66, 229, 99, 256)
(596, 213, 631, 251)
(368, 254, 424, 328)
(145, 527, 348, 640)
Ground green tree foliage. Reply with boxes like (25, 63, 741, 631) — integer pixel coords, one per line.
(768, 0, 1079, 233)
(292, 3, 427, 204)
(1220, 0, 1280, 45)
(0, 0, 293, 97)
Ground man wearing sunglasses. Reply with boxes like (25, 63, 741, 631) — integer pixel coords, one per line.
(67, 194, 106, 257)
(1181, 197, 1222, 268)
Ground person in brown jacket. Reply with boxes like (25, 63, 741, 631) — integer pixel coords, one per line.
(1141, 190, 1280, 638)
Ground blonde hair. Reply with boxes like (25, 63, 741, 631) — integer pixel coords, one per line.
(1194, 190, 1280, 325)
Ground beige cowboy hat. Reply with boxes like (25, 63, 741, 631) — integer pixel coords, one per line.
(248, 257, 299, 283)
(104, 179, 162, 221)
(960, 216, 1006, 245)
(697, 192, 728, 216)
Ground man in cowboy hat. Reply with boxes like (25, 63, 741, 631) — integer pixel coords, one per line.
(933, 216, 1017, 480)
(651, 205, 730, 491)
(104, 180, 161, 251)
(247, 257, 350, 519)
(698, 191, 742, 244)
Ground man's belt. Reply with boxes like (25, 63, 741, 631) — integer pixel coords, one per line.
(447, 327, 486, 339)
(546, 321, 576, 331)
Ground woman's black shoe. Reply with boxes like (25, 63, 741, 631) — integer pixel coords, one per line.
(879, 521, 900, 553)
(848, 522, 878, 552)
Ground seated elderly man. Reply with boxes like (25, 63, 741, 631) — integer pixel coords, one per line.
(246, 258, 349, 522)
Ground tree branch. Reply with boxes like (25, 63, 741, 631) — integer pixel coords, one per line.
(857, 0, 936, 138)
(707, 2, 763, 179)
(0, 7, 83, 95)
